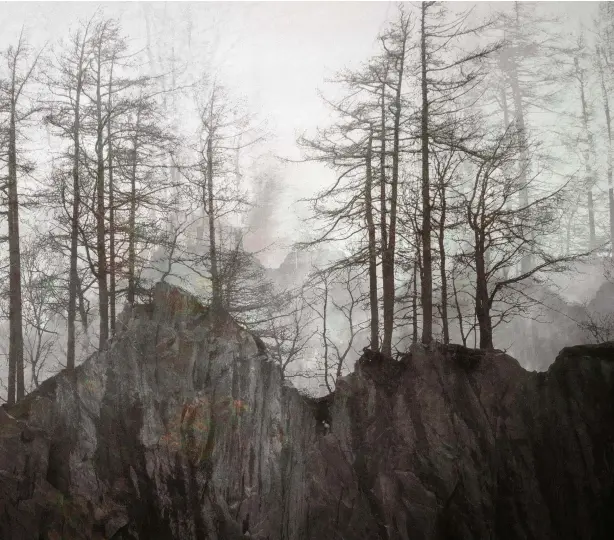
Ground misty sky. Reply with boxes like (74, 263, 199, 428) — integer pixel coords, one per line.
(0, 1, 602, 265)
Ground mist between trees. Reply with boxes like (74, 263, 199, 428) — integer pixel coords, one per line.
(1, 2, 614, 403)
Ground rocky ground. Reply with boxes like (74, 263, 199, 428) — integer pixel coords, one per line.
(1, 283, 613, 539)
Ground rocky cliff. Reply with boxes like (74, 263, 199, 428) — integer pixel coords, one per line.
(1, 284, 613, 540)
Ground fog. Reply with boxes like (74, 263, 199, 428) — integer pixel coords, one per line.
(0, 1, 612, 401)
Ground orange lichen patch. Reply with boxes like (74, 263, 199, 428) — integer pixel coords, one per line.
(191, 419, 210, 435)
(159, 431, 181, 450)
(180, 402, 198, 423)
(180, 396, 210, 424)
(233, 399, 248, 415)
(161, 395, 249, 456)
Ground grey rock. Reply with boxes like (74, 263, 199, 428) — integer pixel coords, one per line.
(0, 283, 613, 539)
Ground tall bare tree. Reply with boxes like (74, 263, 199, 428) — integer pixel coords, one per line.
(417, 1, 499, 345)
(0, 31, 42, 403)
(596, 2, 614, 255)
(496, 1, 567, 269)
(44, 18, 93, 371)
(456, 124, 586, 349)
(298, 10, 413, 355)
(308, 267, 368, 392)
(572, 36, 597, 250)
(379, 9, 411, 356)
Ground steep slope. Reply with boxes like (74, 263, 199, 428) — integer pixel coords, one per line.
(0, 283, 315, 540)
(0, 283, 613, 539)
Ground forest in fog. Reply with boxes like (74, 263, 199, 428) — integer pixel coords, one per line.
(1, 1, 614, 403)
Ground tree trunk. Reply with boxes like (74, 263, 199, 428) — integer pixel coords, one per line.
(597, 47, 614, 255)
(76, 274, 89, 334)
(420, 4, 433, 345)
(107, 59, 116, 333)
(7, 78, 24, 404)
(207, 129, 220, 310)
(127, 145, 137, 305)
(379, 81, 388, 258)
(575, 56, 597, 250)
(452, 275, 467, 347)
(382, 27, 406, 356)
(587, 190, 596, 249)
(438, 185, 449, 344)
(507, 10, 532, 272)
(65, 32, 89, 373)
(321, 277, 332, 393)
(95, 55, 109, 350)
(127, 107, 141, 306)
(378, 80, 389, 349)
(501, 85, 510, 128)
(474, 234, 493, 350)
(412, 245, 419, 344)
(565, 209, 577, 256)
(508, 65, 531, 270)
(67, 91, 82, 371)
(365, 131, 379, 349)
(476, 302, 493, 350)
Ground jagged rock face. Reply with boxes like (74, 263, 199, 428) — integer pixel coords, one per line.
(307, 343, 614, 540)
(0, 284, 613, 539)
(0, 284, 315, 540)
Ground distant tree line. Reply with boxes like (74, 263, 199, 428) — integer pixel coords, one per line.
(2, 2, 614, 402)
(299, 1, 612, 361)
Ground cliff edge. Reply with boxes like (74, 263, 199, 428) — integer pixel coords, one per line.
(1, 284, 613, 539)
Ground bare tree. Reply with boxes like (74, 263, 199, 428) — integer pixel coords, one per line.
(83, 19, 123, 350)
(596, 3, 614, 255)
(364, 130, 379, 348)
(417, 1, 500, 345)
(261, 288, 316, 380)
(431, 145, 464, 344)
(298, 9, 414, 356)
(379, 8, 412, 356)
(577, 58, 596, 249)
(179, 83, 261, 313)
(495, 1, 568, 270)
(43, 18, 94, 371)
(21, 243, 62, 390)
(308, 267, 369, 392)
(455, 123, 587, 349)
(0, 30, 43, 403)
(44, 16, 179, 365)
(109, 86, 179, 308)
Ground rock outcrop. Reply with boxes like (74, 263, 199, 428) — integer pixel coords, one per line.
(1, 284, 613, 539)
(309, 343, 614, 540)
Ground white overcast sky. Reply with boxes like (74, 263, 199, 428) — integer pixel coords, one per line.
(0, 1, 602, 265)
